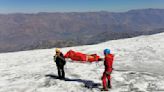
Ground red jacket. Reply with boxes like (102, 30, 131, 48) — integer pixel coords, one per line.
(104, 54, 114, 72)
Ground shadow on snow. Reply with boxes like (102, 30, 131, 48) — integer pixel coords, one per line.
(45, 74, 101, 89)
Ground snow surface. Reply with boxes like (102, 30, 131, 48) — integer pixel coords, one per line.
(0, 33, 164, 92)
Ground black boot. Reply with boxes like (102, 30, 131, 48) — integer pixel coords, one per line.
(101, 88, 108, 91)
(108, 80, 112, 88)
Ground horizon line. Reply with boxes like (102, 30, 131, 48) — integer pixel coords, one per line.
(0, 8, 164, 14)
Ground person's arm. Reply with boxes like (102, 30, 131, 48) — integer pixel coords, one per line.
(60, 53, 66, 64)
(53, 55, 57, 62)
(57, 53, 66, 61)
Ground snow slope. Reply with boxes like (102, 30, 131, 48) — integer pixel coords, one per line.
(0, 33, 164, 92)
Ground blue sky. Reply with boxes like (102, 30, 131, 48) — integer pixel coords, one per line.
(0, 0, 164, 13)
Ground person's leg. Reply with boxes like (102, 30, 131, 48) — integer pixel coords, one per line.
(57, 66, 61, 78)
(107, 75, 112, 88)
(102, 72, 108, 90)
(61, 65, 65, 79)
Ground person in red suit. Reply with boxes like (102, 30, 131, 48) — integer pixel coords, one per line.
(101, 49, 114, 91)
(64, 50, 102, 62)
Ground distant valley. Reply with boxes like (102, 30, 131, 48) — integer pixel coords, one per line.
(0, 8, 164, 53)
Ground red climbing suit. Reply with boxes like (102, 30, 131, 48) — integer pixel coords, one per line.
(64, 50, 100, 62)
(102, 54, 114, 89)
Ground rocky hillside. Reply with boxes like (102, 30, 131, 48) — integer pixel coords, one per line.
(0, 9, 164, 52)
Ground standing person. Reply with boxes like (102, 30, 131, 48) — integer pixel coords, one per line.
(101, 49, 114, 91)
(53, 48, 66, 79)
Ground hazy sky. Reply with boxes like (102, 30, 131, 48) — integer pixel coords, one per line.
(0, 0, 164, 13)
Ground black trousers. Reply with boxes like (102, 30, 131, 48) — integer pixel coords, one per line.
(57, 65, 65, 79)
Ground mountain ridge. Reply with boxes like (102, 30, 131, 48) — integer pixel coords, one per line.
(0, 8, 164, 53)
